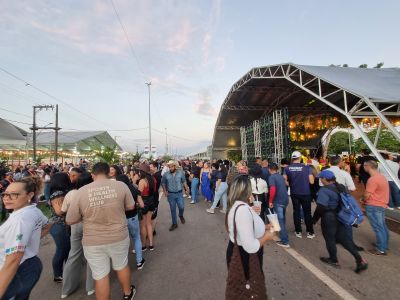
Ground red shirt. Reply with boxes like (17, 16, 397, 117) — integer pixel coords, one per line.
(365, 173, 389, 208)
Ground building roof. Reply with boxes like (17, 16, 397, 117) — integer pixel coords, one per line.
(0, 118, 27, 148)
(212, 63, 400, 154)
(26, 131, 122, 152)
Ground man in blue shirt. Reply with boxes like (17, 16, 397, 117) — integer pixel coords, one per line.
(268, 163, 289, 247)
(283, 151, 315, 239)
(161, 161, 190, 231)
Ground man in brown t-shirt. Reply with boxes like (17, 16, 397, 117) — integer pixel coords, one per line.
(66, 162, 136, 300)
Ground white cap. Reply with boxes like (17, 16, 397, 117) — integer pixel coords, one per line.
(291, 151, 302, 159)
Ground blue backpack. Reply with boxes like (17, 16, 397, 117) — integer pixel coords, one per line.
(325, 184, 364, 227)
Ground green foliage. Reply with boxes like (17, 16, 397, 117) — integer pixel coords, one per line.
(328, 131, 354, 155)
(374, 62, 384, 68)
(342, 64, 348, 67)
(354, 129, 400, 153)
(358, 64, 368, 68)
(162, 154, 172, 162)
(227, 150, 242, 163)
(131, 152, 142, 161)
(94, 146, 120, 164)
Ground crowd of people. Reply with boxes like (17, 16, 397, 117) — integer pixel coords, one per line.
(0, 148, 398, 299)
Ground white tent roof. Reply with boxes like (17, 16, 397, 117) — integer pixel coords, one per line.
(0, 118, 26, 148)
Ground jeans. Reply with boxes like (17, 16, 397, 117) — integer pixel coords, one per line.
(388, 181, 400, 208)
(167, 192, 185, 225)
(291, 194, 314, 234)
(211, 182, 228, 210)
(3, 256, 43, 300)
(62, 223, 94, 296)
(127, 215, 143, 264)
(44, 183, 51, 202)
(321, 211, 361, 263)
(365, 205, 389, 252)
(191, 178, 200, 203)
(50, 223, 71, 278)
(275, 205, 289, 244)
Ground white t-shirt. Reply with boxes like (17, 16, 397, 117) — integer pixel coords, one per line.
(61, 189, 78, 213)
(250, 177, 268, 194)
(378, 160, 400, 182)
(228, 201, 265, 254)
(0, 205, 48, 269)
(322, 166, 356, 191)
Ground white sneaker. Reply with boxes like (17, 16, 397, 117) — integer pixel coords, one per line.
(307, 233, 315, 239)
(387, 207, 394, 210)
(190, 201, 195, 204)
(131, 249, 136, 254)
(87, 290, 95, 296)
(295, 232, 302, 238)
(188, 195, 191, 199)
(276, 241, 290, 248)
(220, 209, 227, 214)
(61, 295, 68, 299)
(206, 208, 215, 214)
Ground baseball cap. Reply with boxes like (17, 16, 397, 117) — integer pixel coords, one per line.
(291, 151, 302, 159)
(317, 170, 336, 180)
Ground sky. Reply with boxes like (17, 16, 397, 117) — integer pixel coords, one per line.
(1, 0, 400, 155)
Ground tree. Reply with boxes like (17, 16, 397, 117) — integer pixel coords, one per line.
(374, 62, 384, 68)
(354, 129, 400, 153)
(342, 64, 348, 67)
(358, 64, 368, 68)
(328, 131, 354, 155)
(94, 146, 120, 164)
(227, 150, 242, 162)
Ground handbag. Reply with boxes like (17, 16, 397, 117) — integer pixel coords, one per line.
(225, 204, 267, 300)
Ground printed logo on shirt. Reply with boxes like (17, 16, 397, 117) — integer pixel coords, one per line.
(16, 234, 23, 241)
(5, 245, 25, 254)
(88, 186, 117, 207)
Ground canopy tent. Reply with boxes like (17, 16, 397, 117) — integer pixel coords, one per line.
(0, 118, 27, 150)
(212, 63, 400, 187)
(26, 131, 122, 153)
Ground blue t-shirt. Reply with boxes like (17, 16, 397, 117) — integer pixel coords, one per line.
(268, 173, 289, 206)
(262, 167, 270, 184)
(317, 185, 340, 210)
(284, 163, 312, 195)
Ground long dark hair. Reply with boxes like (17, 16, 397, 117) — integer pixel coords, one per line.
(49, 172, 71, 194)
(139, 170, 155, 195)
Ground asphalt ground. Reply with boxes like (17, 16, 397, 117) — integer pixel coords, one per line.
(31, 195, 400, 300)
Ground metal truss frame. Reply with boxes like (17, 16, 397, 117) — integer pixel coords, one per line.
(240, 127, 247, 162)
(272, 109, 284, 164)
(213, 63, 400, 188)
(253, 120, 262, 158)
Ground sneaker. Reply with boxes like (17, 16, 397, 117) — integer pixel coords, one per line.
(368, 249, 387, 256)
(142, 246, 147, 252)
(220, 209, 227, 214)
(123, 285, 136, 300)
(179, 216, 186, 224)
(131, 249, 136, 254)
(397, 207, 400, 210)
(169, 224, 178, 231)
(54, 277, 63, 283)
(307, 233, 315, 239)
(387, 207, 394, 210)
(137, 259, 146, 270)
(190, 201, 195, 204)
(295, 232, 302, 238)
(355, 260, 368, 274)
(87, 290, 95, 296)
(61, 295, 68, 299)
(149, 245, 155, 251)
(276, 241, 290, 248)
(206, 208, 215, 214)
(320, 257, 340, 268)
(188, 195, 191, 199)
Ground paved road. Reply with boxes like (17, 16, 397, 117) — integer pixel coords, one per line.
(32, 196, 400, 300)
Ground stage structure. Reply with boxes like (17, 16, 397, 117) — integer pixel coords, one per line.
(212, 63, 400, 188)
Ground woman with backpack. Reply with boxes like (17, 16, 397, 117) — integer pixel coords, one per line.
(312, 170, 368, 273)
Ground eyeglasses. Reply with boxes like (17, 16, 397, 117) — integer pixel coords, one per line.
(1, 192, 21, 200)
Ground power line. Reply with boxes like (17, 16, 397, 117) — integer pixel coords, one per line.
(109, 0, 147, 79)
(0, 107, 49, 124)
(0, 66, 112, 128)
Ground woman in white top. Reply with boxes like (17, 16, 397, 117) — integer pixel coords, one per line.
(249, 166, 268, 222)
(225, 175, 275, 299)
(0, 176, 52, 299)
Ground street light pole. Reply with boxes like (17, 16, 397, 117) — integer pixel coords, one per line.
(146, 81, 152, 157)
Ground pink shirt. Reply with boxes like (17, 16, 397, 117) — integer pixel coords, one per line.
(365, 173, 389, 208)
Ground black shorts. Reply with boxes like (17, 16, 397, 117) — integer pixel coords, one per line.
(142, 196, 156, 215)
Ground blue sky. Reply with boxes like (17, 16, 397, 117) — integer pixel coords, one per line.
(1, 0, 399, 154)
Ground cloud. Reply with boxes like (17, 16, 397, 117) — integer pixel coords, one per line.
(193, 89, 217, 116)
(167, 20, 196, 52)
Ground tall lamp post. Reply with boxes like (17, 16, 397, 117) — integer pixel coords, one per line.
(146, 81, 152, 157)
